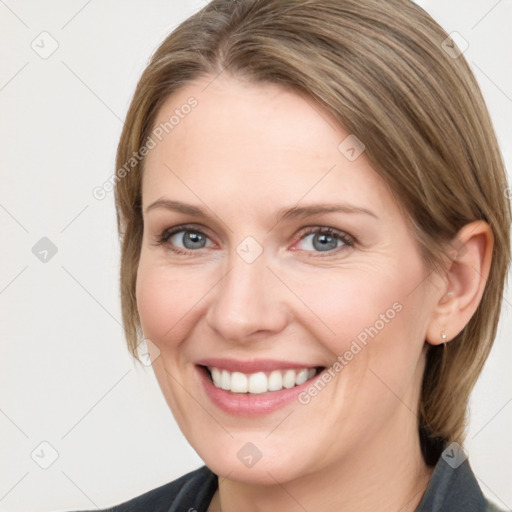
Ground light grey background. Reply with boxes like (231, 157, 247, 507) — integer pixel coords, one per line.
(0, 1, 510, 511)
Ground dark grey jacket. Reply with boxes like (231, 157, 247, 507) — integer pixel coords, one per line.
(69, 455, 509, 512)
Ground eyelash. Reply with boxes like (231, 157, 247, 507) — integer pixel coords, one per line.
(154, 224, 355, 257)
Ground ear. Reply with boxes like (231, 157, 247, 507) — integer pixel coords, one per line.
(425, 220, 494, 346)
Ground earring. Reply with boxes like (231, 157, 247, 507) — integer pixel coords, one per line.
(441, 330, 447, 342)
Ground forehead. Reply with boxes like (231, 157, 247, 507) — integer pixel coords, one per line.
(142, 74, 395, 221)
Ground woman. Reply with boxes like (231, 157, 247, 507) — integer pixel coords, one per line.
(81, 0, 511, 510)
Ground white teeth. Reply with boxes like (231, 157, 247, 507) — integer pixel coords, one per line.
(207, 366, 320, 394)
(221, 369, 230, 390)
(295, 369, 309, 385)
(268, 370, 282, 391)
(248, 372, 267, 394)
(211, 367, 221, 387)
(283, 369, 296, 389)
(231, 372, 248, 393)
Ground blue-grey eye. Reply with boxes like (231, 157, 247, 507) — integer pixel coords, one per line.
(169, 230, 210, 250)
(296, 229, 349, 252)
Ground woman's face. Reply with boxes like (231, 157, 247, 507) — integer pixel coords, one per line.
(136, 74, 440, 484)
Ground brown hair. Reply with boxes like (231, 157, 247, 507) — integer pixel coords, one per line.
(114, 0, 511, 465)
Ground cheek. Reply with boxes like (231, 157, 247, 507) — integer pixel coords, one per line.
(288, 269, 402, 350)
(135, 260, 197, 342)
(296, 263, 425, 378)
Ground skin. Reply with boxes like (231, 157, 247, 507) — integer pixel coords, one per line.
(136, 73, 493, 512)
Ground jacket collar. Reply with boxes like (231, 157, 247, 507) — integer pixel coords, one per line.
(416, 453, 487, 511)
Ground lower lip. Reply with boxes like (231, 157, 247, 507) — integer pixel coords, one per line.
(196, 365, 321, 417)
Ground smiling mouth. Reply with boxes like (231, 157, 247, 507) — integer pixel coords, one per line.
(199, 365, 325, 394)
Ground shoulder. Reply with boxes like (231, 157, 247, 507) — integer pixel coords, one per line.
(417, 453, 510, 512)
(67, 465, 217, 512)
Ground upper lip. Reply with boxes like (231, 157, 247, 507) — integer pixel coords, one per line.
(196, 358, 323, 374)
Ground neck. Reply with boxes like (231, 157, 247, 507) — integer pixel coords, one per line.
(210, 415, 435, 512)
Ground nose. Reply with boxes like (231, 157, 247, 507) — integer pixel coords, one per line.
(205, 250, 290, 343)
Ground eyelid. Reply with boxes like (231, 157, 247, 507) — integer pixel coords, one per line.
(155, 223, 216, 251)
(291, 226, 355, 255)
(159, 223, 213, 237)
(155, 223, 356, 258)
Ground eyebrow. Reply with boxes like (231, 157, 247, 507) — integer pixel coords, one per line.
(144, 199, 378, 220)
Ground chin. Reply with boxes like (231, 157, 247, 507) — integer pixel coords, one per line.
(191, 433, 315, 486)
